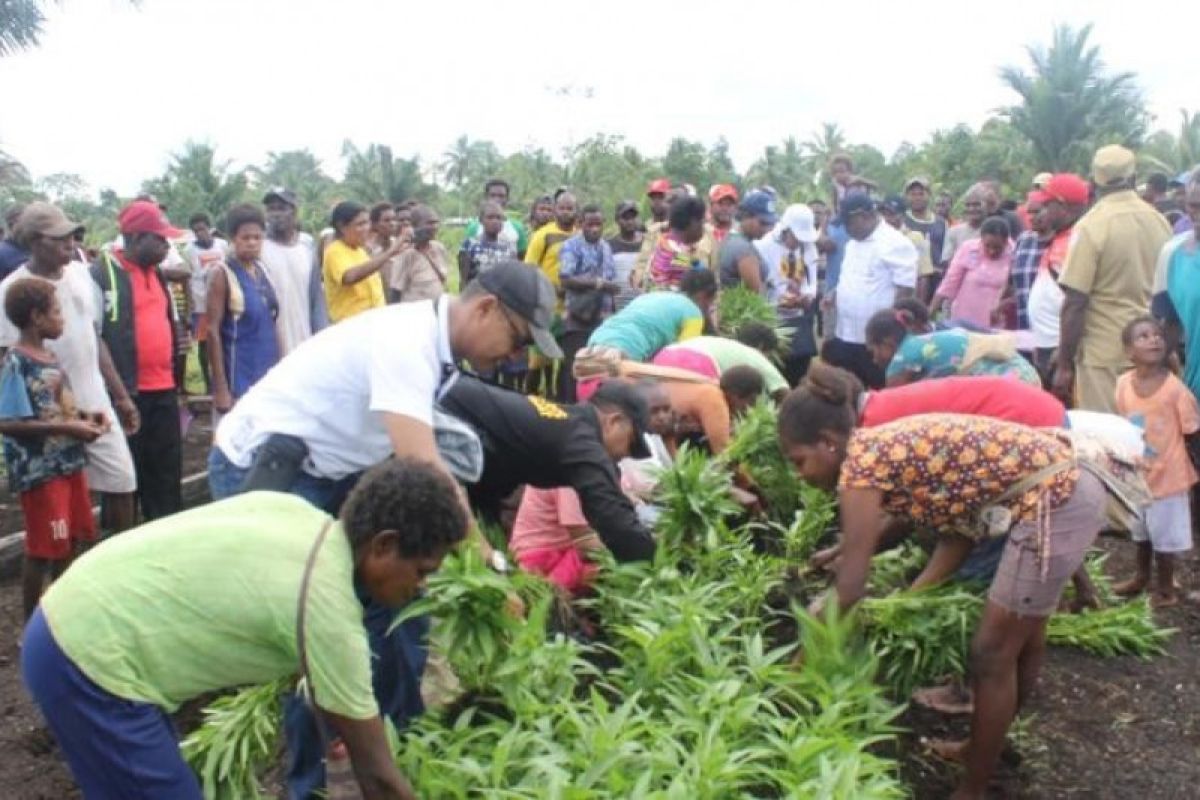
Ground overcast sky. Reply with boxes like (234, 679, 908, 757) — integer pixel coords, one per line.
(0, 0, 1193, 196)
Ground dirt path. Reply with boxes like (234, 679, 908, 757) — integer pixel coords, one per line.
(0, 511, 1196, 798)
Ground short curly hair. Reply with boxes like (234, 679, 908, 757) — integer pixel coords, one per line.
(340, 458, 468, 557)
(4, 277, 57, 330)
(736, 321, 778, 354)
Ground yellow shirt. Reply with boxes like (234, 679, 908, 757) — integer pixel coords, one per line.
(323, 239, 385, 323)
(524, 222, 576, 288)
(903, 227, 935, 277)
(1059, 190, 1172, 367)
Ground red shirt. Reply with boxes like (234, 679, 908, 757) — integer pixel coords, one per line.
(115, 250, 174, 391)
(1041, 226, 1073, 277)
(860, 375, 1065, 429)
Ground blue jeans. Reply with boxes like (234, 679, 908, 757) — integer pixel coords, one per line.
(207, 446, 358, 514)
(207, 445, 430, 799)
(22, 608, 204, 799)
(955, 535, 1008, 583)
(285, 604, 430, 800)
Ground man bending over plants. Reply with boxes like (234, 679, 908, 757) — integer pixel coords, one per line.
(22, 458, 468, 800)
(778, 368, 1141, 800)
(440, 375, 657, 563)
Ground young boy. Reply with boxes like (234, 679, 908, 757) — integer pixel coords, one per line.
(458, 200, 517, 287)
(0, 278, 107, 618)
(1114, 316, 1200, 607)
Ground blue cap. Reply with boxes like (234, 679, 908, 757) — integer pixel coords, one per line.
(739, 190, 778, 226)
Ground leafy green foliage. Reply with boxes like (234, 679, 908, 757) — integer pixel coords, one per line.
(717, 286, 778, 337)
(652, 444, 742, 554)
(722, 399, 808, 522)
(181, 679, 288, 800)
(1047, 597, 1175, 657)
(861, 586, 984, 698)
(397, 547, 529, 693)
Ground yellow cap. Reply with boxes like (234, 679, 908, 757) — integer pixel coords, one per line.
(1091, 145, 1136, 186)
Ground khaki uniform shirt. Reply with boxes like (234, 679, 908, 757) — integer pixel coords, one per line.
(1059, 190, 1172, 367)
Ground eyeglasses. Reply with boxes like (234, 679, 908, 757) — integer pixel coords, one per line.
(499, 305, 534, 350)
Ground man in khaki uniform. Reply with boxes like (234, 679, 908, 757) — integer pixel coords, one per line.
(1054, 145, 1172, 412)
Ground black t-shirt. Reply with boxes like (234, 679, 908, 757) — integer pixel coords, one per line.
(439, 376, 655, 562)
(606, 235, 643, 255)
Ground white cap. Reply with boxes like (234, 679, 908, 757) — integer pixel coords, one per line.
(778, 204, 818, 243)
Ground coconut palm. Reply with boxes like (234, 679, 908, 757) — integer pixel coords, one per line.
(1140, 110, 1200, 178)
(0, 0, 43, 56)
(139, 141, 249, 224)
(999, 24, 1148, 173)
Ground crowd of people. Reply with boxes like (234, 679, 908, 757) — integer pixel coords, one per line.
(0, 140, 1196, 800)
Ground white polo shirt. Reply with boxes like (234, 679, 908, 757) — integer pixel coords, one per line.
(834, 221, 918, 344)
(215, 297, 456, 479)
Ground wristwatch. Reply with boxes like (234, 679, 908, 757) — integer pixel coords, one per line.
(489, 550, 511, 574)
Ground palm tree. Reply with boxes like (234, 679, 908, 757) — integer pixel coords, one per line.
(140, 141, 249, 223)
(0, 146, 30, 186)
(999, 24, 1148, 172)
(0, 0, 44, 56)
(1140, 110, 1200, 177)
(804, 122, 848, 179)
(439, 136, 473, 193)
(341, 141, 435, 206)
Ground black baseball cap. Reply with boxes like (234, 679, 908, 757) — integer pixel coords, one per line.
(880, 195, 906, 215)
(588, 380, 652, 459)
(840, 192, 876, 217)
(616, 200, 639, 218)
(477, 261, 563, 358)
(263, 187, 298, 207)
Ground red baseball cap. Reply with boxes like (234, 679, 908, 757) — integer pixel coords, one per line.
(646, 178, 671, 196)
(708, 184, 739, 203)
(1026, 189, 1051, 206)
(1044, 174, 1089, 206)
(117, 200, 184, 239)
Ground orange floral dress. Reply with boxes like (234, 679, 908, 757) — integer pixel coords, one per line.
(838, 413, 1078, 538)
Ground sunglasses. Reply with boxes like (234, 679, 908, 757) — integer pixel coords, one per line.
(499, 305, 534, 349)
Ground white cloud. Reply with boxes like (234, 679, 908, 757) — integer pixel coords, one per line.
(0, 0, 1193, 196)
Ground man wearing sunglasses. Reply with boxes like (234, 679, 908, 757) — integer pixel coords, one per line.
(209, 260, 560, 511)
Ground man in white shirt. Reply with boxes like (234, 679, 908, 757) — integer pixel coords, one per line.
(260, 188, 328, 354)
(208, 261, 562, 798)
(822, 193, 918, 388)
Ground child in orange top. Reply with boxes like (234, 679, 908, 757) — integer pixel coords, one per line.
(1114, 316, 1200, 607)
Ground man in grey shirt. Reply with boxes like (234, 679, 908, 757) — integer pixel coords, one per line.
(718, 189, 777, 295)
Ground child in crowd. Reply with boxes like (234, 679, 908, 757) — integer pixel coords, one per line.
(0, 278, 107, 618)
(509, 487, 602, 595)
(1114, 316, 1200, 607)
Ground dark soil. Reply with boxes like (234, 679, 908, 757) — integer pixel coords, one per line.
(0, 467, 1197, 798)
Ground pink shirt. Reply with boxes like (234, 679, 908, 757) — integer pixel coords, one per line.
(509, 487, 596, 556)
(936, 238, 1013, 328)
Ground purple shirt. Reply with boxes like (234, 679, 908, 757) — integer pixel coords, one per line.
(1175, 216, 1194, 235)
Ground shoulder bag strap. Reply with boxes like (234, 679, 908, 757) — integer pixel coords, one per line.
(296, 518, 337, 748)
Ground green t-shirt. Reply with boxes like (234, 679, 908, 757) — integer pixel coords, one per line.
(674, 336, 789, 395)
(41, 492, 375, 719)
